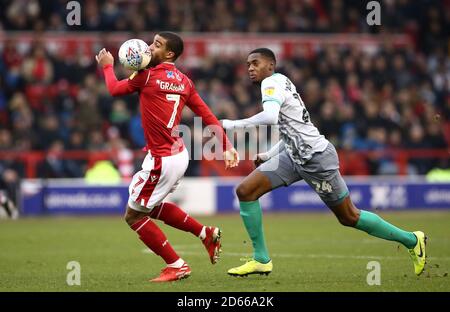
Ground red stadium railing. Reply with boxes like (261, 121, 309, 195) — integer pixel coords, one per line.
(0, 149, 448, 179)
(201, 149, 450, 177)
(0, 149, 147, 179)
(337, 149, 450, 176)
(0, 31, 412, 64)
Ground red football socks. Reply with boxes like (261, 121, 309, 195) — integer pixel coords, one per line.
(131, 216, 179, 264)
(150, 202, 203, 237)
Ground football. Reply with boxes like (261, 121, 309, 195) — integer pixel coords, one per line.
(118, 39, 151, 71)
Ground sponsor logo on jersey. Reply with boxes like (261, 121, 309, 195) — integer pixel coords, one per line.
(166, 70, 175, 79)
(156, 79, 185, 92)
(264, 87, 275, 96)
(166, 70, 182, 81)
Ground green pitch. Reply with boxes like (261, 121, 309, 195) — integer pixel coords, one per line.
(1, 211, 449, 292)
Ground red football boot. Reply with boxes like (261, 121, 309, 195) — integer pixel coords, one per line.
(150, 263, 191, 282)
(202, 226, 222, 264)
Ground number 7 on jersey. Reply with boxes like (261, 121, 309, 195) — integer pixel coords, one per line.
(166, 94, 180, 128)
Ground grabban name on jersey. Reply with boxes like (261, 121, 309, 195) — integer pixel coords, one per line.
(156, 79, 185, 92)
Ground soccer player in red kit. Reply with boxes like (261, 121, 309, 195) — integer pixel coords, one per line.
(95, 32, 239, 282)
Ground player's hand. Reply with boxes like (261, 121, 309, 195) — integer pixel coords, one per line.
(224, 148, 239, 169)
(139, 51, 152, 70)
(254, 153, 268, 168)
(95, 48, 114, 67)
(221, 119, 234, 129)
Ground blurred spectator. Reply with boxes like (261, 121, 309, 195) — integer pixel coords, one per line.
(38, 114, 62, 150)
(106, 127, 134, 181)
(21, 44, 53, 84)
(405, 123, 433, 174)
(38, 139, 82, 178)
(110, 99, 131, 138)
(87, 130, 107, 151)
(128, 112, 145, 148)
(0, 189, 19, 219)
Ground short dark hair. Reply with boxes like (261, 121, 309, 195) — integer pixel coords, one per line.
(158, 32, 184, 61)
(249, 48, 276, 64)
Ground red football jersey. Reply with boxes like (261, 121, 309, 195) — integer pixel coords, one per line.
(103, 62, 231, 157)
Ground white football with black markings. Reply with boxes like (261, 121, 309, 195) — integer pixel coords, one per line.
(118, 39, 151, 71)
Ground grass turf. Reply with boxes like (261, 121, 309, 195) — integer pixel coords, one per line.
(0, 211, 449, 292)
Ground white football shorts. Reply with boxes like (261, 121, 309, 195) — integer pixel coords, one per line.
(128, 148, 189, 212)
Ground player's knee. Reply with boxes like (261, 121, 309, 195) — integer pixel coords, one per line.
(336, 210, 359, 227)
(124, 213, 134, 226)
(336, 214, 353, 227)
(124, 207, 140, 226)
(236, 183, 256, 201)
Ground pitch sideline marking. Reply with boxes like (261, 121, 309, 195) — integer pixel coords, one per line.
(141, 248, 450, 261)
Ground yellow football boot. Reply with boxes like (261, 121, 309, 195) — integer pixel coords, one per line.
(228, 259, 273, 277)
(408, 231, 427, 276)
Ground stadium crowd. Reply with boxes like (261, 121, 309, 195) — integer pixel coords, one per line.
(0, 0, 447, 41)
(0, 0, 448, 194)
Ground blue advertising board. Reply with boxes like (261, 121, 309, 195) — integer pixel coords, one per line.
(216, 180, 450, 212)
(20, 178, 450, 215)
(20, 181, 129, 215)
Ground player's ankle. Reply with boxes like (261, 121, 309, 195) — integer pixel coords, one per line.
(167, 258, 185, 268)
(198, 226, 207, 240)
(255, 256, 271, 264)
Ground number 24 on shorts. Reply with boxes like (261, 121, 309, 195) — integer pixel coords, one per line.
(312, 180, 333, 193)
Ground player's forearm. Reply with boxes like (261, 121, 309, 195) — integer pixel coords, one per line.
(203, 114, 234, 151)
(227, 110, 277, 128)
(103, 64, 134, 96)
(216, 128, 234, 152)
(188, 95, 233, 151)
(222, 101, 280, 129)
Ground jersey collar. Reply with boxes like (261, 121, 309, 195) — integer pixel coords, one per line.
(154, 62, 176, 70)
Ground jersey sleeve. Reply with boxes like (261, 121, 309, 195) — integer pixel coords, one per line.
(102, 64, 137, 96)
(102, 65, 150, 96)
(186, 81, 233, 151)
(261, 76, 285, 105)
(128, 69, 151, 90)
